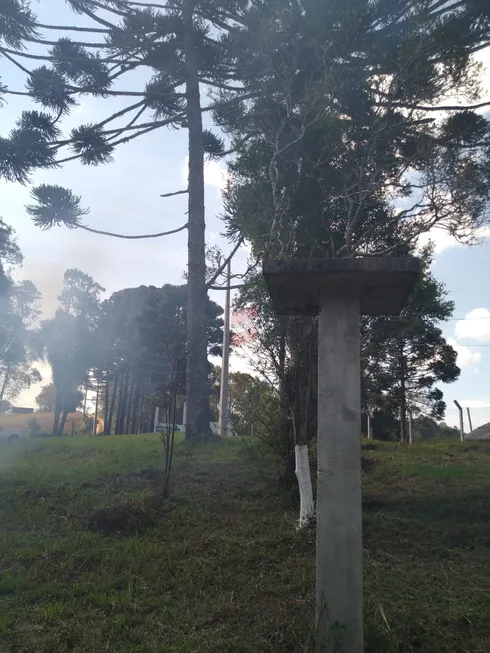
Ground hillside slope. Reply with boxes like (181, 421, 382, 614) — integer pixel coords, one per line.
(1, 436, 489, 652)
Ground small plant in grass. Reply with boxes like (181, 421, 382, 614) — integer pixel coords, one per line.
(27, 418, 49, 438)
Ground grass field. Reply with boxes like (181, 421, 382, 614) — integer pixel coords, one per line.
(1, 435, 490, 652)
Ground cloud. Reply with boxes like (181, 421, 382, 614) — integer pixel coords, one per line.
(418, 226, 490, 254)
(455, 308, 490, 342)
(461, 399, 490, 409)
(447, 337, 481, 368)
(204, 160, 228, 191)
(181, 157, 228, 194)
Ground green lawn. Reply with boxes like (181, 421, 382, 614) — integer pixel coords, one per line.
(1, 435, 490, 652)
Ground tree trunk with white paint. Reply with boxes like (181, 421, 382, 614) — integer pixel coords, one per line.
(295, 443, 315, 527)
(289, 317, 316, 527)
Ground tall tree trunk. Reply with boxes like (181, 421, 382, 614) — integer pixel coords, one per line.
(183, 0, 211, 442)
(93, 380, 100, 435)
(103, 370, 110, 435)
(58, 409, 69, 437)
(289, 317, 316, 527)
(116, 370, 128, 435)
(125, 379, 134, 435)
(53, 395, 62, 437)
(82, 382, 88, 417)
(129, 383, 137, 435)
(399, 342, 407, 442)
(0, 367, 11, 404)
(107, 372, 119, 435)
(278, 316, 295, 485)
(120, 374, 130, 435)
(135, 386, 144, 434)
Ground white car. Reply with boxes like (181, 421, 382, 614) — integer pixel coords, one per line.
(0, 426, 22, 442)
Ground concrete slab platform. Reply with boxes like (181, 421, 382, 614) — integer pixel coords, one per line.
(262, 257, 420, 316)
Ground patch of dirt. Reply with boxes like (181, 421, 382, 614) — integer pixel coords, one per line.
(362, 456, 378, 473)
(362, 442, 378, 451)
(81, 466, 162, 491)
(87, 495, 164, 536)
(363, 496, 383, 509)
(0, 479, 26, 488)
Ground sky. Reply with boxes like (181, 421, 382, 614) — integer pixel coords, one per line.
(1, 1, 490, 430)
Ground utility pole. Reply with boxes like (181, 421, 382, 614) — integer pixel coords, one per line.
(263, 256, 419, 653)
(466, 407, 473, 433)
(408, 409, 413, 445)
(219, 261, 231, 437)
(454, 400, 464, 442)
(367, 412, 372, 440)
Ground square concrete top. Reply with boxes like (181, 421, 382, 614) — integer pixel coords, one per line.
(262, 257, 420, 316)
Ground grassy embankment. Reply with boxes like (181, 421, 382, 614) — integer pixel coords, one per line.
(1, 435, 489, 652)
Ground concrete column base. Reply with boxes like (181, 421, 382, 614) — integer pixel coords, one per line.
(262, 257, 420, 653)
(316, 294, 362, 653)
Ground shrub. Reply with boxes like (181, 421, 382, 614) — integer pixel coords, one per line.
(28, 418, 50, 438)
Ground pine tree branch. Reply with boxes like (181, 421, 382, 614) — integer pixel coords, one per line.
(37, 23, 110, 34)
(0, 46, 135, 66)
(69, 3, 120, 31)
(104, 103, 147, 142)
(109, 0, 167, 8)
(27, 36, 114, 49)
(78, 222, 188, 239)
(5, 46, 179, 98)
(201, 79, 245, 92)
(8, 111, 181, 160)
(378, 99, 490, 112)
(1, 51, 32, 76)
(206, 238, 244, 289)
(160, 189, 188, 198)
(209, 283, 244, 291)
(101, 115, 183, 136)
(97, 100, 146, 129)
(53, 119, 175, 165)
(77, 0, 129, 18)
(3, 90, 31, 97)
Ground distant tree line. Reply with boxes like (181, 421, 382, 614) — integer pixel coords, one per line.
(40, 269, 224, 437)
(0, 220, 225, 436)
(0, 218, 42, 407)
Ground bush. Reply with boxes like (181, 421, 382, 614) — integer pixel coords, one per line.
(28, 418, 50, 438)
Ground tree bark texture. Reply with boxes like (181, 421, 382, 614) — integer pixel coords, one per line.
(183, 0, 212, 441)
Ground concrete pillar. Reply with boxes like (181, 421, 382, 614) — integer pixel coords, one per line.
(317, 294, 363, 653)
(262, 256, 420, 653)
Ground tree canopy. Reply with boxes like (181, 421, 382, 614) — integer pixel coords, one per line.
(0, 221, 42, 405)
(223, 0, 490, 257)
(362, 247, 460, 441)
